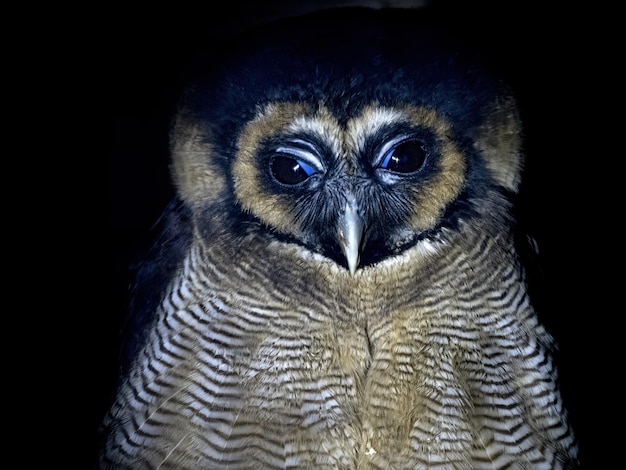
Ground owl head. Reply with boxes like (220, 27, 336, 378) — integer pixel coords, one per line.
(169, 7, 523, 274)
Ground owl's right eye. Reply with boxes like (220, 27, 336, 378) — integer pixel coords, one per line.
(270, 156, 317, 185)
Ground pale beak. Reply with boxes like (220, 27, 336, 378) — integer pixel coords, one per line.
(337, 197, 364, 275)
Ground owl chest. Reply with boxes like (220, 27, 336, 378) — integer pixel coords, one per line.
(141, 257, 514, 467)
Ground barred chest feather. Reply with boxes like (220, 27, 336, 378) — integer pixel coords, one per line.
(101, 228, 577, 469)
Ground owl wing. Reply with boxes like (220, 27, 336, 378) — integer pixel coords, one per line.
(117, 197, 193, 375)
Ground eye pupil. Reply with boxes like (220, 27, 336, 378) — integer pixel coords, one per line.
(380, 140, 426, 173)
(270, 156, 316, 185)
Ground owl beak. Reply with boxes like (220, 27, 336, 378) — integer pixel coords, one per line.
(337, 198, 364, 275)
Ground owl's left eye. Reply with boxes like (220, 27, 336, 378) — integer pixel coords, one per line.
(379, 139, 426, 173)
(270, 156, 317, 185)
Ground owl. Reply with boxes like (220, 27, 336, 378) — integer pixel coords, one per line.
(100, 7, 579, 469)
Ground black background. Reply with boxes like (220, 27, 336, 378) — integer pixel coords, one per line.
(96, 1, 610, 467)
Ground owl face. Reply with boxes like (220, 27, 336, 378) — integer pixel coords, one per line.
(231, 102, 468, 273)
(171, 8, 523, 274)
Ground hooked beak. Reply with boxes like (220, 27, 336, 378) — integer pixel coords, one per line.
(337, 197, 364, 275)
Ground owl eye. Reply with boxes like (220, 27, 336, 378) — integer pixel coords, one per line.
(379, 139, 426, 173)
(270, 156, 317, 185)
